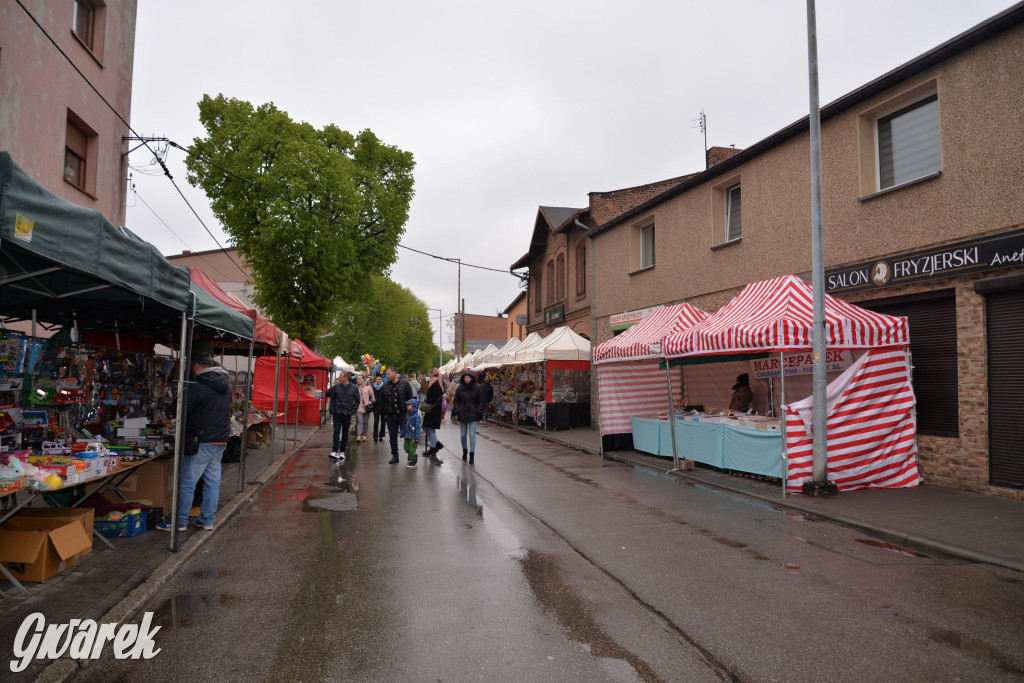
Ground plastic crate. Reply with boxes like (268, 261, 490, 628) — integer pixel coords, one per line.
(95, 512, 146, 538)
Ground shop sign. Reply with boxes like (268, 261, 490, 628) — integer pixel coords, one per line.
(545, 304, 564, 326)
(826, 226, 1024, 294)
(610, 307, 654, 330)
(750, 350, 852, 379)
(515, 314, 528, 325)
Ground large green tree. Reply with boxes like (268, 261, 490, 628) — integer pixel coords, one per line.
(184, 94, 415, 342)
(321, 275, 437, 374)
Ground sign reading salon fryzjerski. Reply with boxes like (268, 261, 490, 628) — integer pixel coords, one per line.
(826, 227, 1024, 294)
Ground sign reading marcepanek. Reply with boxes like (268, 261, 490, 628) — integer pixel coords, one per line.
(750, 350, 852, 379)
(826, 226, 1024, 294)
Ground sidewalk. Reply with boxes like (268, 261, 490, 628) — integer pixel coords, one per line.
(490, 420, 1024, 573)
(0, 423, 321, 683)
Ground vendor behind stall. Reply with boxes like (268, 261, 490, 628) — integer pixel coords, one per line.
(729, 373, 753, 412)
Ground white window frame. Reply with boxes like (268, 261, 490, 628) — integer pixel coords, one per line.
(724, 183, 742, 242)
(640, 224, 655, 269)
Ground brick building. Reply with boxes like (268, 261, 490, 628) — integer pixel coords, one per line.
(585, 5, 1024, 498)
(0, 0, 138, 226)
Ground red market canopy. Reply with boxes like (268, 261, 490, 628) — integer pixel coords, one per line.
(288, 338, 331, 369)
(662, 275, 910, 359)
(189, 267, 281, 349)
(594, 302, 709, 363)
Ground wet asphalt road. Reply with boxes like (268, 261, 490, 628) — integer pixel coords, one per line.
(79, 421, 1024, 682)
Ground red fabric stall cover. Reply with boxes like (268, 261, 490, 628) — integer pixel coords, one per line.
(251, 355, 321, 425)
(190, 268, 281, 349)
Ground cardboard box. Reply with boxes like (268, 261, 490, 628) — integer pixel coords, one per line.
(105, 456, 174, 509)
(0, 514, 92, 583)
(680, 458, 696, 470)
(15, 508, 95, 563)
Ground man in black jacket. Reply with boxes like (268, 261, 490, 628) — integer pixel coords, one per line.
(158, 348, 231, 533)
(478, 375, 494, 423)
(326, 373, 360, 459)
(381, 367, 413, 464)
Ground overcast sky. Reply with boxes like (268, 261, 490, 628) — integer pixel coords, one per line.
(126, 0, 1017, 347)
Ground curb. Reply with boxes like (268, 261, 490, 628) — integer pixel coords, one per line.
(39, 426, 322, 682)
(494, 424, 1024, 575)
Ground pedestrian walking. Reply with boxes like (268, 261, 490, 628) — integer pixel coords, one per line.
(381, 367, 414, 464)
(158, 345, 231, 532)
(453, 370, 485, 463)
(422, 367, 445, 463)
(478, 374, 494, 423)
(325, 373, 359, 459)
(372, 373, 387, 441)
(355, 374, 375, 442)
(408, 373, 421, 401)
(400, 397, 422, 468)
(445, 375, 459, 423)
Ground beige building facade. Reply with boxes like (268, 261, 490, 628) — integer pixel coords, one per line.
(0, 0, 138, 226)
(587, 7, 1024, 498)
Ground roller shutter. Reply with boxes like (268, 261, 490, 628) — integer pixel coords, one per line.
(986, 288, 1024, 489)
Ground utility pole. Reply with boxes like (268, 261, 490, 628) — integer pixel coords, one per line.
(804, 0, 837, 497)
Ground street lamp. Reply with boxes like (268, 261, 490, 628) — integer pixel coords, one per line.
(426, 307, 442, 367)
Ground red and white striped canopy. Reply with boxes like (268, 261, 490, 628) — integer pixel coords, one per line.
(594, 303, 709, 363)
(661, 275, 909, 358)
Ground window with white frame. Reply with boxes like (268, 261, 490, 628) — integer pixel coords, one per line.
(725, 183, 742, 241)
(876, 94, 941, 190)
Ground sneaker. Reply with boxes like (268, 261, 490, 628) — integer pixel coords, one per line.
(406, 461, 417, 468)
(156, 521, 187, 532)
(329, 451, 338, 458)
(389, 456, 400, 464)
(330, 451, 346, 460)
(192, 521, 214, 530)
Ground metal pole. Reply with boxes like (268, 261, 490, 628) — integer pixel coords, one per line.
(665, 363, 680, 473)
(438, 309, 443, 367)
(271, 351, 281, 455)
(238, 339, 254, 493)
(780, 352, 787, 498)
(283, 352, 292, 448)
(806, 0, 834, 496)
(170, 311, 193, 552)
(456, 259, 462, 356)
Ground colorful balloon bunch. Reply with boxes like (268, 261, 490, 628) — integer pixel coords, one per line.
(361, 354, 385, 376)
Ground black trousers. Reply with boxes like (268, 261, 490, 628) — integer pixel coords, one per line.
(332, 413, 352, 453)
(374, 408, 386, 439)
(385, 415, 402, 456)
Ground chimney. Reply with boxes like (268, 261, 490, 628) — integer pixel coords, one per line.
(706, 145, 743, 169)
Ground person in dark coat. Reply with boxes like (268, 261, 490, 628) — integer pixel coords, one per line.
(453, 370, 485, 463)
(729, 373, 754, 412)
(422, 368, 445, 463)
(158, 347, 231, 533)
(371, 374, 387, 441)
(325, 373, 359, 459)
(381, 367, 414, 464)
(478, 374, 494, 423)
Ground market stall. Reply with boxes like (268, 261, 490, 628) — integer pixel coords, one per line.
(512, 326, 591, 430)
(593, 302, 708, 453)
(251, 338, 330, 426)
(489, 337, 525, 421)
(0, 150, 255, 581)
(660, 274, 919, 493)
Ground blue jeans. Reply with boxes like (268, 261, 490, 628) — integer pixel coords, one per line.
(459, 420, 478, 452)
(424, 427, 438, 448)
(178, 442, 225, 527)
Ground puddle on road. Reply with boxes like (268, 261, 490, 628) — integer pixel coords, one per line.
(518, 550, 664, 683)
(855, 537, 924, 557)
(150, 592, 246, 629)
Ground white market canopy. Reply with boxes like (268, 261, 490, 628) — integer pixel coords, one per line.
(516, 326, 591, 363)
(511, 332, 547, 363)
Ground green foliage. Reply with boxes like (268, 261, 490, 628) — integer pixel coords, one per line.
(321, 276, 437, 374)
(184, 94, 415, 343)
